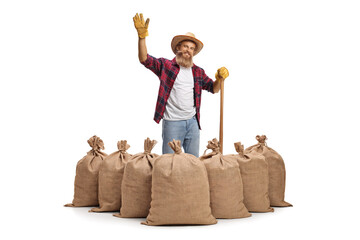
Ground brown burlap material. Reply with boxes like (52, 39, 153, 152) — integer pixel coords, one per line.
(65, 135, 107, 207)
(200, 138, 251, 219)
(245, 135, 292, 207)
(90, 140, 132, 212)
(231, 142, 274, 212)
(143, 140, 217, 226)
(113, 138, 159, 218)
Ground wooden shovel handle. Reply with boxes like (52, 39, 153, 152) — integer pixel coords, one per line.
(219, 79, 224, 154)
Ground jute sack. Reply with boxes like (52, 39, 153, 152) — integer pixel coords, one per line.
(114, 138, 159, 218)
(200, 138, 251, 219)
(231, 142, 273, 212)
(143, 140, 217, 226)
(245, 135, 292, 207)
(90, 140, 132, 212)
(64, 135, 107, 207)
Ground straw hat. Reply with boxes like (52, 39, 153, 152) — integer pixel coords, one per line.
(171, 32, 204, 56)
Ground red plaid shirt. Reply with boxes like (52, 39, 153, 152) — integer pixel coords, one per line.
(142, 54, 214, 129)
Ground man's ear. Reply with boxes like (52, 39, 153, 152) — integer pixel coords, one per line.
(176, 42, 183, 52)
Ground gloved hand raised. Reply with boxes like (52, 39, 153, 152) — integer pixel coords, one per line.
(215, 67, 229, 81)
(133, 13, 150, 39)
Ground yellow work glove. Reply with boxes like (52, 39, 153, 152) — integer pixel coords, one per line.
(215, 67, 229, 81)
(133, 13, 150, 39)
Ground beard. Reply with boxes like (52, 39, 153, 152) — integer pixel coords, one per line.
(175, 51, 194, 68)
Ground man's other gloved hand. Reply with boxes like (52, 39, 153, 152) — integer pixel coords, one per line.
(133, 13, 150, 39)
(215, 67, 229, 81)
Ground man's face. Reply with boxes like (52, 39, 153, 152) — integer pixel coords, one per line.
(175, 41, 196, 68)
(177, 41, 196, 59)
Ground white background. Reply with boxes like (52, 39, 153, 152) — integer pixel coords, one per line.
(1, 0, 359, 239)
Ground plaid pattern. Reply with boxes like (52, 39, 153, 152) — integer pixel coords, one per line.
(142, 54, 214, 129)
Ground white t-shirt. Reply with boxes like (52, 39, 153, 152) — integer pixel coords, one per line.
(163, 66, 196, 121)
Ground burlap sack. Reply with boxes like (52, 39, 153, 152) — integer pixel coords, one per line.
(114, 138, 159, 218)
(143, 140, 217, 226)
(90, 140, 132, 212)
(65, 135, 107, 207)
(245, 135, 292, 207)
(200, 138, 251, 219)
(231, 142, 273, 212)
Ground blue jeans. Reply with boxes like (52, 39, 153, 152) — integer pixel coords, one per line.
(162, 116, 200, 157)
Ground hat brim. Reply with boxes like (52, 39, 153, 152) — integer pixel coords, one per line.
(171, 35, 203, 56)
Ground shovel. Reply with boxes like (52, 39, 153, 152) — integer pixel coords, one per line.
(217, 67, 229, 154)
(219, 76, 225, 154)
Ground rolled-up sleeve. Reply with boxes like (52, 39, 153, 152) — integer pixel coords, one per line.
(141, 54, 164, 78)
(202, 71, 215, 94)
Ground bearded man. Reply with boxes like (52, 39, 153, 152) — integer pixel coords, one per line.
(133, 13, 229, 157)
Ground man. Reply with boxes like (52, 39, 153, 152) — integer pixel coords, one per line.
(133, 13, 229, 157)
